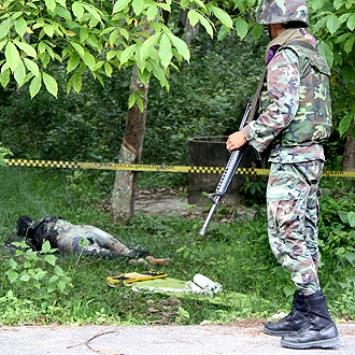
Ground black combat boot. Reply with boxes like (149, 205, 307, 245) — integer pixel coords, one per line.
(264, 291, 308, 336)
(281, 290, 340, 349)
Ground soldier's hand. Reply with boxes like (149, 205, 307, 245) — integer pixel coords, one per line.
(226, 131, 247, 152)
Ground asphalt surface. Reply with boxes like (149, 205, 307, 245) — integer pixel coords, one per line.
(1, 323, 354, 355)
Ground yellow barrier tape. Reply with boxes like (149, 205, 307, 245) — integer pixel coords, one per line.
(3, 159, 355, 178)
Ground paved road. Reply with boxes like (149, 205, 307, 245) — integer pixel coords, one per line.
(1, 323, 354, 355)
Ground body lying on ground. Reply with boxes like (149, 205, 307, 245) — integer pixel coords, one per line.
(16, 216, 169, 266)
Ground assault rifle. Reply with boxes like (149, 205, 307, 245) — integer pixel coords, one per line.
(199, 102, 252, 237)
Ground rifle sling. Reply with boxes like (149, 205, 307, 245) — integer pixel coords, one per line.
(247, 67, 267, 123)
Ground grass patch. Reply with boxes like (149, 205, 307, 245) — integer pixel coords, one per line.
(0, 168, 354, 325)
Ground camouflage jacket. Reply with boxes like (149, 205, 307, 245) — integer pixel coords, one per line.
(242, 31, 332, 163)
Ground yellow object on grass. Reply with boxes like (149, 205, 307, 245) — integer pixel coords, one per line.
(107, 271, 167, 287)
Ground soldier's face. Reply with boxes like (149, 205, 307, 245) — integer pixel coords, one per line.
(268, 24, 285, 40)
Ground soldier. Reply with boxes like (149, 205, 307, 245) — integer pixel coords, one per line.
(226, 0, 339, 350)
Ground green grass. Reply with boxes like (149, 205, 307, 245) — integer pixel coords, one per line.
(0, 168, 354, 325)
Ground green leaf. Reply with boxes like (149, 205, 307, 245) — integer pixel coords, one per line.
(120, 44, 137, 65)
(56, 5, 72, 20)
(187, 10, 200, 27)
(344, 36, 355, 54)
(8, 258, 18, 269)
(14, 17, 27, 37)
(348, 212, 355, 228)
(335, 32, 351, 44)
(283, 285, 294, 298)
(136, 95, 144, 112)
(119, 28, 129, 41)
(128, 91, 137, 108)
(339, 13, 351, 25)
(57, 280, 66, 293)
(235, 17, 249, 40)
(0, 69, 10, 88)
(14, 60, 26, 87)
(6, 270, 19, 284)
(150, 59, 169, 88)
(157, 3, 170, 12)
(347, 14, 355, 32)
(109, 29, 119, 45)
(80, 28, 89, 42)
(345, 253, 355, 266)
(132, 0, 144, 15)
(0, 40, 7, 51)
(168, 33, 190, 62)
(251, 23, 263, 41)
(14, 41, 37, 58)
(72, 72, 83, 93)
(72, 2, 84, 19)
(199, 15, 213, 38)
(313, 16, 327, 34)
(67, 54, 80, 72)
(41, 240, 52, 253)
(311, 0, 324, 11)
(217, 26, 229, 41)
(106, 50, 117, 61)
(71, 42, 85, 57)
(19, 273, 31, 282)
(159, 33, 172, 69)
(43, 24, 54, 37)
(327, 14, 340, 35)
(88, 16, 100, 28)
(212, 6, 233, 29)
(5, 41, 21, 72)
(24, 58, 40, 77)
(338, 211, 349, 225)
(191, 0, 206, 11)
(0, 17, 12, 40)
(128, 91, 144, 111)
(43, 72, 58, 98)
(147, 5, 158, 21)
(45, 0, 56, 12)
(140, 33, 160, 60)
(113, 0, 130, 14)
(104, 62, 113, 77)
(83, 50, 96, 70)
(83, 4, 102, 22)
(45, 254, 56, 266)
(49, 275, 59, 283)
(317, 41, 334, 68)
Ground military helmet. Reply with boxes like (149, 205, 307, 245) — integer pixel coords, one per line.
(16, 216, 33, 237)
(256, 0, 309, 26)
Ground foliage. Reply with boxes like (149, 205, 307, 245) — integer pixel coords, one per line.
(0, 143, 13, 166)
(0, 240, 73, 323)
(4, 241, 72, 297)
(0, 169, 353, 325)
(309, 0, 355, 137)
(0, 34, 264, 169)
(0, 0, 254, 109)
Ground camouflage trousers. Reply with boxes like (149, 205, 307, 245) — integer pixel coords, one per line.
(267, 160, 324, 296)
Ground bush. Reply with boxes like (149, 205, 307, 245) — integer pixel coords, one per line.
(0, 241, 73, 324)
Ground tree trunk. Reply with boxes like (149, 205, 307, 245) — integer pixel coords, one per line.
(111, 67, 149, 222)
(342, 122, 355, 171)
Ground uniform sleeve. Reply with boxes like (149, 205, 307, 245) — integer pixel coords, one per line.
(242, 48, 300, 153)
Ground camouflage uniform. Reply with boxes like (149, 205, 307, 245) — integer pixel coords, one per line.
(242, 2, 332, 296)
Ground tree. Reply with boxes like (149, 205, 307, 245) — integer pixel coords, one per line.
(0, 0, 245, 221)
